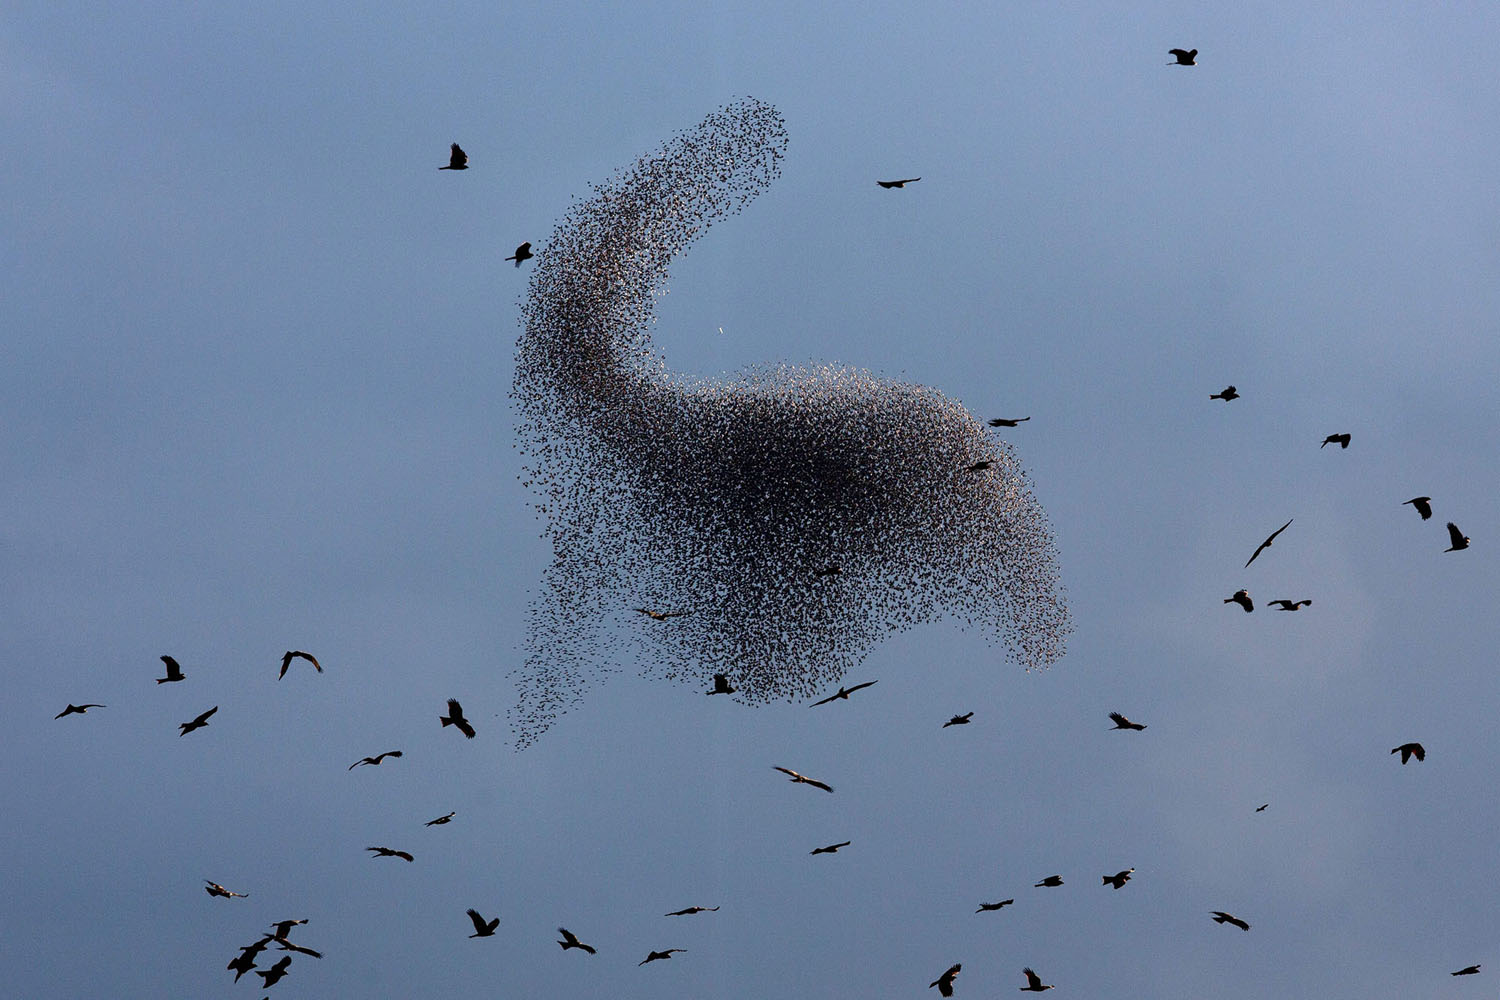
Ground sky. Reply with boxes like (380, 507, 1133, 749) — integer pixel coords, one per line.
(5, 1, 1500, 996)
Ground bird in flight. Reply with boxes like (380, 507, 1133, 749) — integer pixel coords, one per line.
(639, 949, 687, 966)
(1445, 522, 1470, 552)
(349, 750, 403, 770)
(810, 841, 851, 855)
(1108, 711, 1146, 731)
(255, 955, 292, 988)
(1268, 599, 1312, 611)
(279, 650, 321, 679)
(707, 673, 736, 695)
(929, 963, 961, 997)
(204, 880, 249, 899)
(1391, 742, 1425, 764)
(664, 905, 719, 916)
(156, 655, 185, 684)
(1224, 589, 1253, 612)
(1403, 496, 1433, 520)
(774, 766, 834, 792)
(179, 705, 218, 736)
(976, 899, 1014, 912)
(466, 908, 499, 937)
(1255, 803, 1269, 812)
(1169, 47, 1198, 65)
(226, 937, 272, 981)
(1320, 433, 1351, 449)
(811, 680, 878, 706)
(440, 143, 468, 170)
(440, 698, 476, 738)
(943, 712, 974, 728)
(1209, 385, 1238, 401)
(54, 703, 105, 719)
(1211, 911, 1250, 930)
(268, 919, 308, 940)
(1452, 965, 1481, 976)
(367, 846, 414, 861)
(1020, 967, 1055, 992)
(636, 607, 690, 621)
(1034, 875, 1063, 888)
(425, 811, 456, 826)
(1245, 519, 1293, 567)
(505, 242, 533, 267)
(556, 927, 596, 954)
(987, 416, 1030, 427)
(876, 177, 920, 188)
(1102, 868, 1134, 889)
(964, 460, 992, 473)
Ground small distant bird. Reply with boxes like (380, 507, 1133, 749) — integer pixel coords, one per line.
(876, 177, 920, 188)
(268, 919, 308, 940)
(976, 899, 1014, 913)
(1225, 589, 1254, 612)
(1211, 911, 1250, 931)
(54, 703, 105, 719)
(179, 705, 218, 735)
(1020, 967, 1055, 992)
(256, 955, 292, 987)
(929, 963, 961, 997)
(1109, 712, 1146, 731)
(439, 143, 468, 170)
(1320, 433, 1351, 449)
(278, 650, 321, 679)
(1102, 868, 1135, 889)
(1269, 599, 1312, 611)
(349, 750, 403, 770)
(814, 564, 842, 577)
(987, 416, 1030, 427)
(367, 846, 414, 861)
(1452, 965, 1481, 976)
(1255, 803, 1269, 812)
(811, 680, 878, 705)
(707, 673, 736, 695)
(1209, 385, 1238, 401)
(664, 906, 719, 916)
(205, 880, 249, 899)
(636, 607, 690, 621)
(1391, 742, 1425, 764)
(965, 460, 992, 473)
(156, 655, 185, 684)
(943, 712, 974, 728)
(557, 927, 596, 954)
(440, 698, 476, 738)
(1445, 522, 1470, 552)
(810, 841, 851, 855)
(466, 909, 499, 937)
(1403, 496, 1433, 520)
(1245, 518, 1293, 567)
(505, 242, 533, 267)
(639, 949, 686, 966)
(1169, 48, 1198, 65)
(774, 766, 834, 792)
(1035, 875, 1063, 888)
(425, 811, 456, 826)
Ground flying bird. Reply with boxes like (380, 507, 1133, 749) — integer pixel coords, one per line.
(349, 750, 404, 770)
(1445, 522, 1470, 552)
(256, 956, 292, 988)
(636, 607, 691, 621)
(204, 880, 248, 899)
(1391, 742, 1425, 764)
(557, 927, 596, 954)
(268, 919, 308, 940)
(1268, 599, 1312, 611)
(1169, 47, 1198, 64)
(275, 940, 323, 958)
(664, 905, 719, 916)
(278, 650, 321, 678)
(425, 811, 456, 826)
(810, 841, 851, 855)
(1255, 803, 1269, 812)
(54, 703, 105, 719)
(1224, 589, 1253, 612)
(440, 698, 476, 738)
(1034, 875, 1063, 887)
(156, 655, 185, 684)
(876, 177, 920, 188)
(810, 680, 878, 705)
(179, 705, 218, 735)
(1210, 911, 1250, 931)
(964, 460, 993, 473)
(1452, 966, 1481, 976)
(505, 242, 533, 267)
(466, 909, 499, 937)
(987, 416, 1030, 427)
(1320, 433, 1350, 449)
(226, 940, 270, 981)
(1108, 711, 1146, 731)
(1020, 967, 1055, 992)
(1102, 868, 1135, 889)
(943, 712, 974, 728)
(774, 766, 834, 792)
(976, 899, 1014, 912)
(440, 143, 468, 170)
(929, 963, 961, 997)
(1245, 519, 1293, 567)
(1403, 496, 1433, 520)
(1209, 385, 1237, 401)
(639, 949, 687, 965)
(707, 673, 736, 695)
(366, 846, 414, 861)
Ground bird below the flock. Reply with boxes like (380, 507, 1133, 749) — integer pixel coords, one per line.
(439, 143, 468, 170)
(466, 909, 499, 937)
(505, 242, 533, 266)
(810, 841, 851, 855)
(1224, 589, 1253, 612)
(204, 880, 248, 899)
(964, 460, 992, 473)
(943, 712, 974, 728)
(876, 177, 920, 188)
(1211, 911, 1250, 930)
(1169, 48, 1198, 64)
(156, 655, 185, 684)
(367, 846, 414, 861)
(349, 750, 403, 770)
(54, 703, 105, 719)
(425, 811, 456, 826)
(1020, 967, 1055, 992)
(440, 698, 476, 738)
(929, 963, 961, 997)
(556, 927, 596, 954)
(278, 650, 321, 679)
(1245, 518, 1293, 567)
(987, 416, 1030, 427)
(1445, 522, 1470, 551)
(1321, 433, 1351, 449)
(1452, 965, 1481, 976)
(773, 766, 834, 792)
(1035, 875, 1063, 888)
(1209, 384, 1237, 400)
(1268, 599, 1312, 611)
(636, 607, 690, 621)
(1403, 496, 1433, 520)
(179, 705, 218, 735)
(1102, 868, 1135, 889)
(639, 949, 687, 966)
(256, 956, 292, 988)
(1391, 742, 1425, 764)
(811, 680, 878, 705)
(664, 905, 719, 916)
(707, 673, 735, 696)
(1109, 711, 1146, 731)
(976, 899, 1014, 913)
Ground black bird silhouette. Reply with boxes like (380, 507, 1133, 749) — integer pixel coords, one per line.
(278, 650, 321, 679)
(156, 655, 185, 684)
(976, 899, 1014, 912)
(987, 416, 1030, 427)
(636, 607, 691, 620)
(466, 909, 499, 937)
(1452, 965, 1481, 976)
(811, 680, 878, 705)
(226, 939, 271, 981)
(929, 963, 961, 997)
(268, 919, 308, 940)
(1320, 433, 1351, 449)
(1255, 803, 1269, 812)
(1245, 519, 1293, 567)
(1108, 712, 1146, 731)
(440, 698, 476, 738)
(1224, 589, 1253, 612)
(1020, 967, 1054, 992)
(1268, 599, 1312, 611)
(1211, 911, 1250, 930)
(639, 949, 686, 965)
(505, 242, 533, 267)
(179, 705, 218, 735)
(440, 143, 468, 170)
(557, 927, 596, 954)
(665, 905, 719, 916)
(1403, 496, 1433, 520)
(1102, 868, 1134, 889)
(54, 703, 105, 719)
(425, 811, 456, 826)
(943, 712, 974, 728)
(1391, 742, 1425, 764)
(876, 177, 920, 188)
(275, 940, 323, 959)
(1034, 875, 1063, 887)
(205, 880, 248, 899)
(1445, 522, 1470, 552)
(810, 841, 851, 855)
(256, 955, 292, 988)
(1209, 384, 1237, 400)
(964, 460, 992, 473)
(774, 766, 834, 792)
(367, 846, 414, 861)
(706, 673, 736, 695)
(1169, 47, 1198, 64)
(349, 750, 403, 770)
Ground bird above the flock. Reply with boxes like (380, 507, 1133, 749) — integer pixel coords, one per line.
(987, 416, 1030, 428)
(556, 927, 596, 954)
(1035, 875, 1064, 888)
(1169, 48, 1198, 65)
(811, 680, 878, 705)
(639, 949, 687, 966)
(204, 880, 248, 899)
(1445, 522, 1470, 552)
(1321, 433, 1351, 449)
(278, 650, 321, 679)
(1020, 967, 1056, 992)
(1402, 496, 1433, 520)
(1210, 385, 1237, 401)
(706, 673, 736, 695)
(425, 811, 456, 826)
(929, 963, 962, 997)
(349, 750, 403, 770)
(54, 703, 105, 719)
(439, 143, 468, 170)
(505, 242, 533, 267)
(976, 899, 1015, 913)
(811, 841, 852, 855)
(179, 705, 218, 736)
(1268, 599, 1312, 611)
(876, 177, 920, 188)
(636, 607, 691, 621)
(774, 766, 834, 792)
(1391, 742, 1425, 764)
(1109, 711, 1146, 731)
(466, 909, 499, 937)
(965, 460, 993, 473)
(440, 698, 476, 738)
(1211, 911, 1250, 930)
(156, 655, 185, 684)
(943, 712, 974, 728)
(664, 905, 719, 916)
(367, 846, 414, 861)
(1245, 519, 1293, 568)
(256, 956, 292, 988)
(1452, 966, 1481, 976)
(1224, 589, 1254, 612)
(1102, 868, 1135, 889)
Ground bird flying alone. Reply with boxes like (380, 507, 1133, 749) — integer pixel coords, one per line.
(774, 766, 834, 792)
(425, 811, 456, 826)
(505, 242, 533, 267)
(440, 698, 476, 738)
(367, 846, 414, 861)
(204, 880, 248, 899)
(664, 905, 718, 916)
(810, 680, 878, 705)
(1169, 47, 1198, 64)
(1391, 742, 1425, 764)
(440, 143, 468, 170)
(156, 655, 185, 683)
(929, 963, 961, 997)
(1445, 522, 1470, 552)
(1268, 599, 1312, 611)
(639, 949, 686, 966)
(278, 650, 321, 679)
(1452, 965, 1481, 976)
(1225, 589, 1253, 612)
(810, 841, 851, 855)
(557, 927, 596, 954)
(349, 750, 403, 770)
(943, 712, 974, 728)
(1020, 967, 1055, 992)
(54, 703, 105, 719)
(1245, 519, 1293, 567)
(466, 909, 499, 937)
(1108, 711, 1146, 731)
(1320, 433, 1351, 449)
(987, 416, 1030, 427)
(876, 177, 920, 188)
(179, 705, 218, 735)
(976, 898, 1014, 913)
(1210, 384, 1237, 400)
(1102, 868, 1134, 889)
(1035, 875, 1063, 887)
(1403, 496, 1433, 520)
(1211, 911, 1250, 930)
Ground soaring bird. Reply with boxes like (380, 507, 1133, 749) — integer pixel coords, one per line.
(349, 750, 403, 770)
(664, 906, 719, 916)
(279, 650, 321, 678)
(1269, 599, 1312, 611)
(876, 177, 920, 188)
(1108, 712, 1146, 731)
(1211, 911, 1250, 930)
(54, 703, 105, 719)
(557, 927, 596, 954)
(1034, 875, 1063, 887)
(466, 909, 499, 937)
(1169, 47, 1198, 64)
(440, 698, 476, 738)
(440, 143, 468, 170)
(268, 919, 308, 940)
(1452, 965, 1481, 976)
(976, 899, 1014, 912)
(1445, 522, 1470, 552)
(1255, 803, 1269, 812)
(1391, 742, 1425, 764)
(811, 680, 878, 705)
(943, 712, 974, 728)
(987, 416, 1030, 427)
(1403, 496, 1433, 520)
(226, 939, 270, 981)
(636, 607, 690, 621)
(367, 846, 414, 861)
(156, 655, 185, 684)
(810, 840, 851, 855)
(639, 949, 686, 965)
(179, 705, 218, 735)
(929, 963, 961, 997)
(707, 673, 736, 695)
(1224, 589, 1253, 612)
(256, 956, 292, 988)
(204, 880, 248, 899)
(774, 766, 834, 792)
(505, 242, 533, 267)
(1102, 868, 1135, 889)
(425, 811, 456, 826)
(1209, 385, 1237, 400)
(1320, 433, 1351, 449)
(1245, 519, 1293, 567)
(1019, 967, 1054, 992)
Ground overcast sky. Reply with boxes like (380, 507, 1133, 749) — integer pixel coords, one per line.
(6, 2, 1500, 997)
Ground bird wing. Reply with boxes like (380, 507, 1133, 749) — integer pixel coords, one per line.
(396, 850, 414, 861)
(806, 777, 834, 792)
(196, 706, 219, 724)
(466, 909, 489, 933)
(1447, 522, 1466, 547)
(773, 766, 800, 779)
(810, 691, 839, 706)
(456, 718, 476, 738)
(1413, 744, 1425, 760)
(279, 652, 293, 678)
(1109, 712, 1128, 726)
(848, 680, 878, 694)
(1024, 968, 1043, 988)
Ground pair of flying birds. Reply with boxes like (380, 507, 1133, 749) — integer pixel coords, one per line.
(437, 144, 532, 266)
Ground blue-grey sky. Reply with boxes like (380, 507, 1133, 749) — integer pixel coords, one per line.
(6, 2, 1500, 996)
